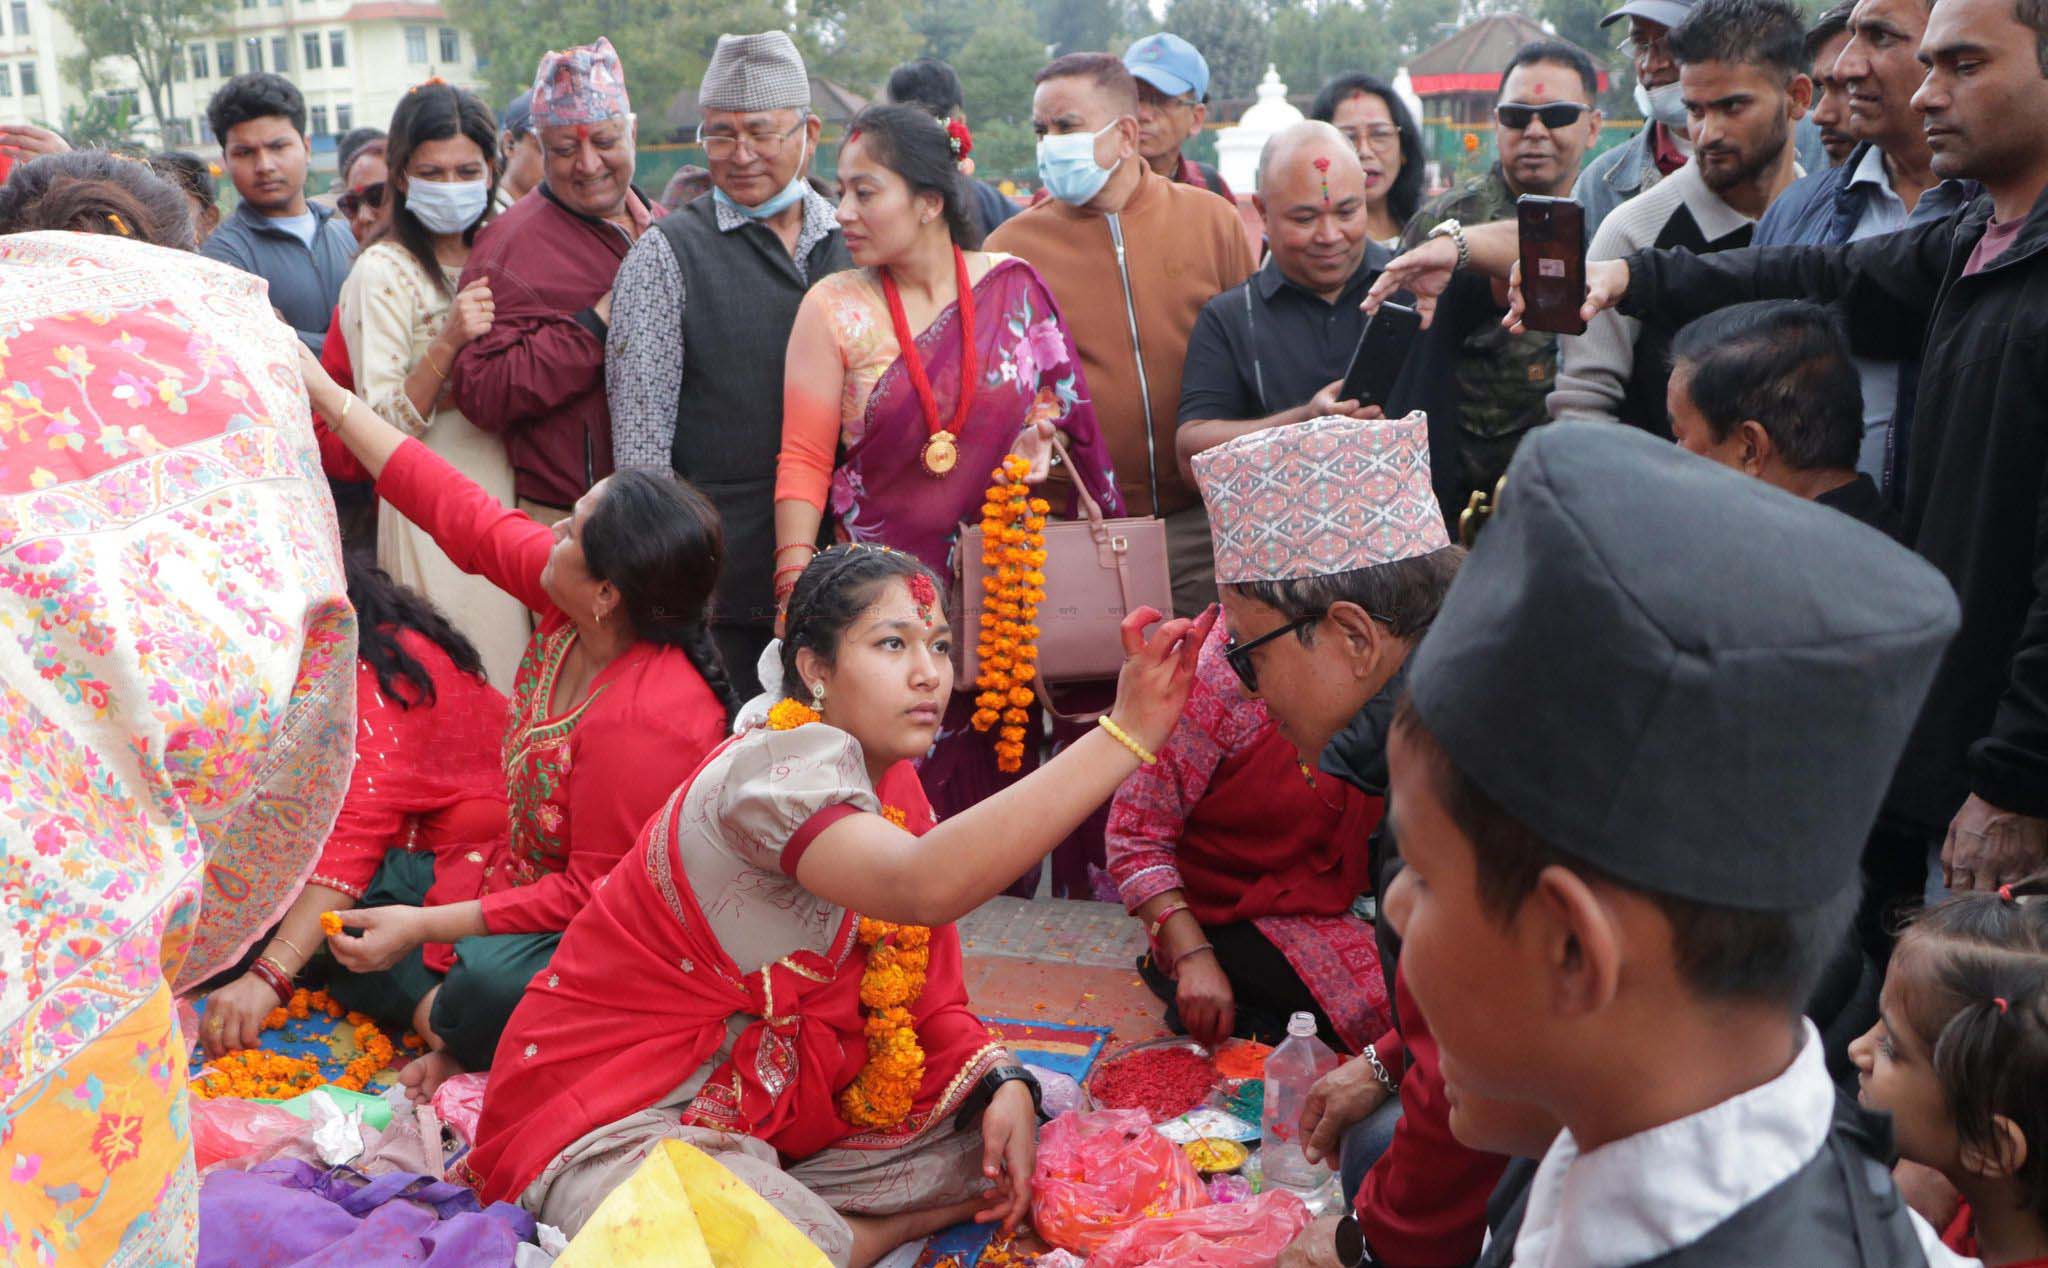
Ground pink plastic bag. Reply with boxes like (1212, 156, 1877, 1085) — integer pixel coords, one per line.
(190, 1096, 310, 1174)
(431, 1071, 489, 1146)
(1090, 1188, 1312, 1267)
(1030, 1109, 1210, 1253)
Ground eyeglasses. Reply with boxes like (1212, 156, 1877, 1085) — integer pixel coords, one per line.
(697, 116, 806, 160)
(1495, 102, 1591, 130)
(336, 181, 385, 217)
(1225, 614, 1318, 692)
(1618, 32, 1672, 64)
(1338, 124, 1404, 154)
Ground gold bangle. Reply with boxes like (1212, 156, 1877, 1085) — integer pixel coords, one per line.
(268, 935, 308, 961)
(1098, 715, 1157, 765)
(337, 394, 355, 429)
(424, 345, 452, 379)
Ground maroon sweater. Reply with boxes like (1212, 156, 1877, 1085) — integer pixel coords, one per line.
(452, 183, 660, 509)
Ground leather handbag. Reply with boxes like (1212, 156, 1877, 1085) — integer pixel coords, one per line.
(954, 434, 1173, 689)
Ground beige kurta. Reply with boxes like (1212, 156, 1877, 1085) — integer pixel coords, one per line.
(339, 240, 526, 689)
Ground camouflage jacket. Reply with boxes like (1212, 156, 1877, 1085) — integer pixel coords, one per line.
(1399, 165, 1558, 495)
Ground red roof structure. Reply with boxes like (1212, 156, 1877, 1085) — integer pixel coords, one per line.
(1408, 14, 1610, 102)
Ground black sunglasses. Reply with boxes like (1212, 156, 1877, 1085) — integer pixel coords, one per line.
(336, 181, 386, 217)
(1224, 613, 1317, 692)
(1495, 102, 1590, 130)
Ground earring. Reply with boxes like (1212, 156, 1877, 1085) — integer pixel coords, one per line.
(811, 681, 826, 707)
(592, 604, 605, 625)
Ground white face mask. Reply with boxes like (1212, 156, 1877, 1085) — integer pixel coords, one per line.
(406, 177, 490, 235)
(1634, 81, 1694, 152)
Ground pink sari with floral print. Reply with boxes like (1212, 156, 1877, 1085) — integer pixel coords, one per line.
(0, 234, 355, 1265)
(815, 256, 1121, 833)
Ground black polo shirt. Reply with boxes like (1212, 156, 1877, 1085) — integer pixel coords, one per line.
(1177, 247, 1389, 424)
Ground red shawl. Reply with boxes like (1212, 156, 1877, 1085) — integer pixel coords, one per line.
(467, 738, 1003, 1205)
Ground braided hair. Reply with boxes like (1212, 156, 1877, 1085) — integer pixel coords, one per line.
(579, 469, 743, 724)
(344, 551, 486, 708)
(1893, 873, 2048, 1221)
(779, 544, 944, 701)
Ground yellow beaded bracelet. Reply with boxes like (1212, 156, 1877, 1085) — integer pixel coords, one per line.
(1098, 715, 1158, 765)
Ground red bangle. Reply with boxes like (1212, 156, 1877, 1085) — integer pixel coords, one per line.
(1147, 901, 1191, 943)
(248, 955, 293, 1005)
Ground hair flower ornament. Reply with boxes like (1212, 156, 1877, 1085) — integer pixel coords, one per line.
(945, 116, 974, 161)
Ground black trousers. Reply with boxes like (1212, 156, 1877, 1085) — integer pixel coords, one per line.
(1140, 921, 1346, 1051)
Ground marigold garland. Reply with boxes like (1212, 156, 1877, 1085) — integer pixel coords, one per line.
(971, 454, 1049, 772)
(767, 696, 822, 730)
(839, 917, 932, 1129)
(761, 706, 932, 1130)
(187, 988, 400, 1100)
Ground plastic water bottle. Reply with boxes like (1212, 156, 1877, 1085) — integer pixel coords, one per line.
(1260, 1012, 1341, 1194)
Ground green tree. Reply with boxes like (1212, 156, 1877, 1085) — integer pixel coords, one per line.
(53, 0, 232, 140)
(1383, 0, 1460, 61)
(910, 0, 983, 62)
(1269, 0, 1389, 100)
(952, 2, 1044, 179)
(1161, 0, 1268, 98)
(1031, 0, 1142, 56)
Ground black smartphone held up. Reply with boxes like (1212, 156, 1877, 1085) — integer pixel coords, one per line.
(1339, 302, 1422, 410)
(1517, 194, 1588, 336)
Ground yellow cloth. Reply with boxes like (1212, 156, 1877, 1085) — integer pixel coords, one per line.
(557, 1140, 835, 1268)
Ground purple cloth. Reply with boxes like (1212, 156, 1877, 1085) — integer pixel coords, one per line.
(199, 1160, 535, 1266)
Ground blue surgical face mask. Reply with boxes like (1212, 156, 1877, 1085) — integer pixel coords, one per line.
(1036, 122, 1119, 207)
(406, 177, 489, 235)
(714, 135, 812, 220)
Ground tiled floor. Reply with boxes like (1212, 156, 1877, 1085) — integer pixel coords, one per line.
(958, 897, 1171, 1049)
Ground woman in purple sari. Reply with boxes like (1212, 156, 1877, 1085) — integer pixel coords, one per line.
(777, 104, 1120, 834)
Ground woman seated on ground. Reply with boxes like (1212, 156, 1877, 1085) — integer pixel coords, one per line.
(465, 547, 1215, 1268)
(1107, 620, 1387, 1053)
(199, 553, 509, 1059)
(299, 346, 740, 1097)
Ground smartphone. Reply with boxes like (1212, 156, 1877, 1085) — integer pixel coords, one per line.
(1339, 302, 1422, 410)
(1517, 194, 1588, 336)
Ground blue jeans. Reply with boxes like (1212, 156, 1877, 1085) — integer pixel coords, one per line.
(1339, 1097, 1405, 1207)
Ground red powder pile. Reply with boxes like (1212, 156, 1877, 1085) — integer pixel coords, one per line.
(1092, 1046, 1218, 1121)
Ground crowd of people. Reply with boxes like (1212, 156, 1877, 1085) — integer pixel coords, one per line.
(4, 0, 2048, 1260)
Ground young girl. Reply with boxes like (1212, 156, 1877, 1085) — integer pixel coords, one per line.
(1851, 877, 2048, 1267)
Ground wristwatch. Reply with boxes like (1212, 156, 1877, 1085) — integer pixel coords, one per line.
(1334, 1210, 1371, 1267)
(953, 1063, 1044, 1132)
(1427, 217, 1470, 272)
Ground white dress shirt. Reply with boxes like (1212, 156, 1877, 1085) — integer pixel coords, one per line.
(1511, 1020, 1977, 1267)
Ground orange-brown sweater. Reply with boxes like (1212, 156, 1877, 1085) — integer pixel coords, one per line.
(987, 164, 1254, 517)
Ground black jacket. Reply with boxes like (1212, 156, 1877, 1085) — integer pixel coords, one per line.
(1620, 188, 2048, 832)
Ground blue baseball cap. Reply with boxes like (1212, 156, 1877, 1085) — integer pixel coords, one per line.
(1124, 33, 1210, 101)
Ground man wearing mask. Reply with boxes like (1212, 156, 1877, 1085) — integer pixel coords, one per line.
(607, 31, 849, 691)
(1176, 124, 1392, 476)
(1395, 41, 1603, 510)
(987, 52, 1255, 617)
(1575, 0, 1696, 234)
(1125, 33, 1235, 203)
(1752, 0, 1968, 492)
(201, 73, 357, 355)
(495, 90, 543, 213)
(1548, 0, 1810, 436)
(453, 37, 660, 525)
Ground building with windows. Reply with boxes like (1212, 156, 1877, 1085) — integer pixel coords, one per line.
(0, 0, 485, 170)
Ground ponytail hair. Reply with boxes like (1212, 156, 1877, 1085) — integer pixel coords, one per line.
(1896, 873, 2048, 1221)
(780, 544, 943, 701)
(579, 468, 742, 725)
(344, 550, 487, 707)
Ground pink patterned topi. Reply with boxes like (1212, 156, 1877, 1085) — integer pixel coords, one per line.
(1192, 412, 1450, 584)
(530, 37, 631, 130)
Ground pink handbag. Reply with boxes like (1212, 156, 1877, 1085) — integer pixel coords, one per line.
(954, 434, 1173, 690)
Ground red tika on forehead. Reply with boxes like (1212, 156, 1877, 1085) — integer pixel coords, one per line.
(575, 124, 590, 141)
(1313, 155, 1332, 204)
(907, 571, 938, 624)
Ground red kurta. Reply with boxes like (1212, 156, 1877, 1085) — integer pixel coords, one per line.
(467, 745, 1000, 1205)
(312, 629, 508, 899)
(1107, 624, 1389, 1048)
(374, 437, 728, 935)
